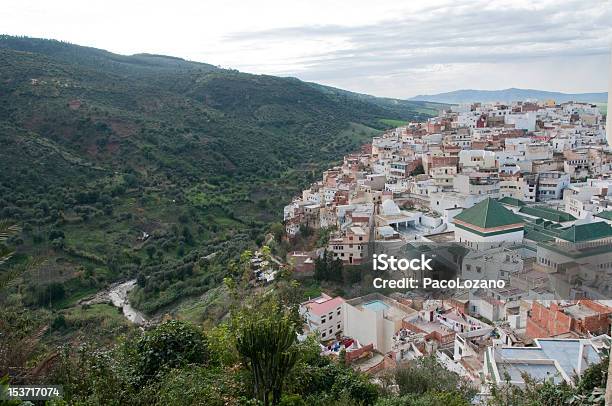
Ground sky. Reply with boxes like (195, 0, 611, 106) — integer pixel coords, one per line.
(2, 0, 611, 98)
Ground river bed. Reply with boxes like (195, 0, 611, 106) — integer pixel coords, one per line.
(81, 279, 148, 326)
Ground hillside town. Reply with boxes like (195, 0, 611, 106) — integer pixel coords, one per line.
(284, 100, 612, 395)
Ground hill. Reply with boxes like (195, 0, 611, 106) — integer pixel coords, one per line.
(0, 36, 437, 321)
(409, 87, 608, 104)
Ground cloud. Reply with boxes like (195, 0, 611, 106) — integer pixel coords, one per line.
(222, 0, 612, 96)
(1, 0, 610, 97)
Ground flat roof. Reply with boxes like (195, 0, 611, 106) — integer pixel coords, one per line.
(347, 293, 416, 321)
(423, 231, 455, 242)
(496, 338, 602, 383)
(408, 318, 454, 335)
(350, 226, 367, 235)
(498, 362, 563, 384)
(563, 303, 600, 319)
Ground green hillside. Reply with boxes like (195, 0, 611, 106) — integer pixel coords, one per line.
(0, 36, 435, 319)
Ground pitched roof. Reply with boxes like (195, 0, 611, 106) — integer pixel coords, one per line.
(594, 211, 612, 221)
(498, 197, 526, 207)
(519, 206, 576, 222)
(558, 222, 612, 243)
(454, 198, 524, 229)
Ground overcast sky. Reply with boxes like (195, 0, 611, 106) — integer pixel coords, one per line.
(2, 0, 611, 98)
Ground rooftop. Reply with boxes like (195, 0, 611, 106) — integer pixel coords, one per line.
(408, 318, 454, 336)
(493, 338, 604, 384)
(518, 205, 576, 222)
(498, 197, 526, 207)
(453, 198, 524, 230)
(563, 303, 600, 319)
(347, 293, 416, 322)
(557, 222, 612, 243)
(595, 210, 612, 221)
(302, 294, 345, 317)
(422, 231, 456, 243)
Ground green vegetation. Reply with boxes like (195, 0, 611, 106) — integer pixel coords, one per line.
(379, 118, 408, 127)
(0, 36, 436, 313)
(0, 36, 434, 321)
(40, 276, 383, 406)
(0, 37, 441, 400)
(486, 355, 609, 405)
(3, 247, 609, 405)
(235, 303, 298, 404)
(1, 36, 606, 406)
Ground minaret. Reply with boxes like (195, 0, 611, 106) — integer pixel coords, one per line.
(607, 48, 612, 146)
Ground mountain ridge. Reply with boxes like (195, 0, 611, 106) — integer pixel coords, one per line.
(409, 87, 607, 104)
(0, 35, 441, 319)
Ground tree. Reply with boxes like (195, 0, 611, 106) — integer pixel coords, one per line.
(182, 226, 194, 245)
(235, 306, 299, 405)
(135, 320, 209, 381)
(486, 357, 610, 406)
(270, 222, 285, 241)
(393, 356, 476, 401)
(145, 245, 156, 260)
(314, 250, 343, 283)
(136, 272, 146, 287)
(261, 245, 272, 262)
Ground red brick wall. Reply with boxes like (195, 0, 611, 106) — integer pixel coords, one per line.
(345, 343, 374, 364)
(526, 300, 612, 339)
(526, 301, 572, 339)
(577, 300, 612, 335)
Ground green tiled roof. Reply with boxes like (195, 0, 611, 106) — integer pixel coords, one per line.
(498, 197, 526, 207)
(558, 222, 612, 243)
(523, 218, 566, 243)
(454, 198, 524, 229)
(524, 229, 555, 242)
(595, 211, 612, 221)
(518, 206, 576, 222)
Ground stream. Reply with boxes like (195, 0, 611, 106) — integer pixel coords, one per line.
(81, 280, 148, 326)
(108, 280, 148, 326)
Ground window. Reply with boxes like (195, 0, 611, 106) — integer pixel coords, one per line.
(322, 332, 326, 338)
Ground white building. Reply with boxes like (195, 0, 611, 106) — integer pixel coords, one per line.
(300, 294, 345, 340)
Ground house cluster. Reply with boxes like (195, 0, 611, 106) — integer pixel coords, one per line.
(284, 100, 611, 269)
(299, 292, 611, 392)
(291, 98, 612, 395)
